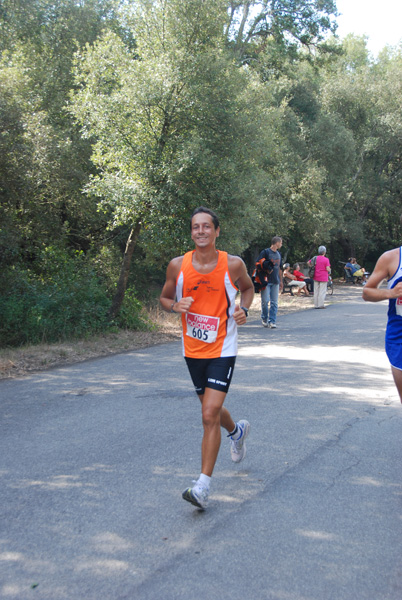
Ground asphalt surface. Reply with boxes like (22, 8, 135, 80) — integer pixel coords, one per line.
(1, 286, 401, 600)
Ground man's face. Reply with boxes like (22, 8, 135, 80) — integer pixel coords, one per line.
(191, 213, 220, 247)
(275, 239, 283, 250)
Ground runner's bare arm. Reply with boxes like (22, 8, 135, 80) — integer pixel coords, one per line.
(363, 249, 402, 302)
(228, 255, 254, 325)
(160, 257, 194, 313)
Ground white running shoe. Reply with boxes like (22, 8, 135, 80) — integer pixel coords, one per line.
(262, 319, 268, 327)
(269, 322, 277, 329)
(182, 483, 209, 510)
(230, 420, 250, 463)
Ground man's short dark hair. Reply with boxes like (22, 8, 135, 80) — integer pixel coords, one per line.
(271, 236, 282, 245)
(190, 206, 220, 231)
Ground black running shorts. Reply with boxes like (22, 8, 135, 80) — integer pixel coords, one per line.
(184, 356, 236, 395)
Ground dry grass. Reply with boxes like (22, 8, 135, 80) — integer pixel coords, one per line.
(0, 287, 343, 380)
(0, 305, 181, 380)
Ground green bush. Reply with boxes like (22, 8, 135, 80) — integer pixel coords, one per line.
(114, 286, 152, 331)
(0, 248, 111, 346)
(0, 248, 154, 347)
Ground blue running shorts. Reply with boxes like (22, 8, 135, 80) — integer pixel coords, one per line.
(385, 340, 402, 371)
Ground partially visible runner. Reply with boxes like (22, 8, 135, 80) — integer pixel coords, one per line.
(160, 207, 254, 510)
(363, 244, 402, 403)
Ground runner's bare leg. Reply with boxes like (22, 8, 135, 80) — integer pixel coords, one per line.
(198, 389, 235, 476)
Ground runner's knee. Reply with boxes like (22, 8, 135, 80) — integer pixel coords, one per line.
(202, 404, 221, 427)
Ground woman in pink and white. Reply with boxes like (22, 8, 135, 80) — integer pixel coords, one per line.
(310, 246, 331, 309)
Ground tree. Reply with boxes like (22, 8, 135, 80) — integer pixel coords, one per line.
(319, 39, 402, 262)
(225, 0, 338, 65)
(0, 0, 125, 270)
(70, 0, 285, 317)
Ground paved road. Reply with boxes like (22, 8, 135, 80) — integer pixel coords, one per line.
(1, 287, 401, 600)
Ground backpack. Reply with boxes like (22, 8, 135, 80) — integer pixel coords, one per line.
(308, 256, 317, 278)
(251, 257, 274, 293)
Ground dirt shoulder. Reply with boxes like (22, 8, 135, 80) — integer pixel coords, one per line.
(0, 282, 358, 380)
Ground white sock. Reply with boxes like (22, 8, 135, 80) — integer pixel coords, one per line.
(230, 423, 242, 441)
(197, 473, 211, 490)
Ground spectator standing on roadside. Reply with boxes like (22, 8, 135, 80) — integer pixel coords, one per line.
(258, 236, 283, 328)
(309, 246, 331, 309)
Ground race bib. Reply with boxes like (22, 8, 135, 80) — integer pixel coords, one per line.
(186, 312, 220, 344)
(396, 297, 402, 316)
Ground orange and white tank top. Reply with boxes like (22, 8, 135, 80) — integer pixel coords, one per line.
(176, 250, 238, 358)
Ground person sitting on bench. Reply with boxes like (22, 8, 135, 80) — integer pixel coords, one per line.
(346, 257, 368, 284)
(283, 264, 309, 296)
(293, 262, 313, 293)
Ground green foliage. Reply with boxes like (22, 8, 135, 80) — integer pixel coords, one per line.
(1, 0, 402, 347)
(318, 41, 402, 262)
(226, 0, 338, 66)
(69, 1, 282, 263)
(113, 287, 152, 331)
(0, 248, 111, 346)
(0, 2, 113, 272)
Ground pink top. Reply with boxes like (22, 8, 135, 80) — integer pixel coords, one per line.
(314, 255, 330, 281)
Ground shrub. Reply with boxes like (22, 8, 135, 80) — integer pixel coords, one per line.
(114, 286, 152, 331)
(0, 248, 111, 346)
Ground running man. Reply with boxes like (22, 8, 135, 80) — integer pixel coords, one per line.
(363, 245, 402, 403)
(160, 207, 254, 509)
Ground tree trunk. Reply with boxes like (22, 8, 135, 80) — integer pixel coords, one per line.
(108, 220, 142, 320)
